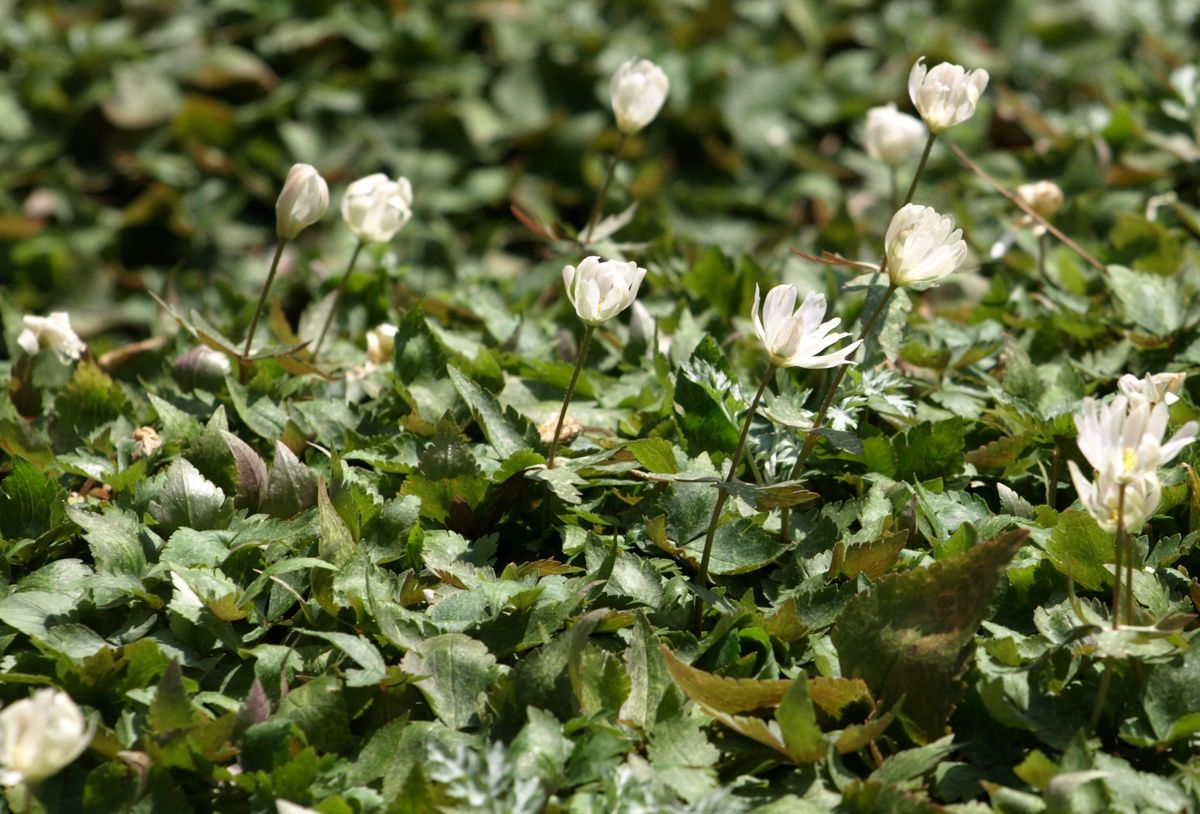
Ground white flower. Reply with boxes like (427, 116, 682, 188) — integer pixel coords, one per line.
(365, 323, 399, 365)
(1068, 465, 1161, 534)
(751, 284, 861, 370)
(562, 256, 647, 326)
(610, 58, 669, 134)
(863, 103, 926, 166)
(276, 802, 319, 814)
(1074, 396, 1197, 485)
(0, 689, 94, 787)
(341, 174, 413, 243)
(1117, 372, 1186, 410)
(907, 57, 989, 134)
(276, 163, 329, 240)
(884, 204, 969, 290)
(17, 312, 87, 363)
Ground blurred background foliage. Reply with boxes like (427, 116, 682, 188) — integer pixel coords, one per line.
(3, 0, 1200, 359)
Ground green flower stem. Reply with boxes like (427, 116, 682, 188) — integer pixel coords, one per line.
(1089, 658, 1113, 733)
(546, 324, 595, 469)
(242, 239, 288, 362)
(780, 281, 897, 543)
(1113, 483, 1126, 629)
(903, 132, 938, 207)
(692, 364, 776, 633)
(581, 133, 629, 245)
(1037, 231, 1048, 284)
(312, 238, 366, 359)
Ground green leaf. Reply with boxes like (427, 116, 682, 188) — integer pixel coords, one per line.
(893, 419, 966, 483)
(299, 630, 387, 688)
(262, 440, 317, 519)
(393, 306, 456, 424)
(626, 437, 679, 474)
(53, 360, 128, 444)
(149, 458, 234, 536)
(65, 504, 148, 576)
(401, 633, 500, 729)
(618, 612, 673, 731)
(832, 529, 1028, 744)
(148, 660, 197, 734)
(776, 675, 824, 762)
(447, 364, 535, 458)
(1143, 642, 1200, 744)
(277, 671, 352, 753)
(1045, 510, 1114, 592)
(674, 336, 740, 457)
(1107, 264, 1184, 336)
(0, 459, 65, 541)
(221, 430, 266, 511)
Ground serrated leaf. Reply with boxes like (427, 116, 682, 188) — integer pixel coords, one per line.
(300, 630, 387, 687)
(149, 458, 233, 536)
(262, 440, 317, 519)
(448, 364, 535, 458)
(401, 633, 500, 729)
(832, 529, 1028, 744)
(0, 459, 65, 541)
(220, 431, 267, 511)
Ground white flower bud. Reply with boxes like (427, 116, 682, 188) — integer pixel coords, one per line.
(1016, 180, 1064, 220)
(17, 312, 86, 364)
(562, 256, 646, 326)
(907, 57, 989, 134)
(365, 323, 399, 365)
(341, 174, 413, 243)
(0, 689, 94, 787)
(884, 204, 969, 290)
(610, 59, 669, 134)
(863, 103, 926, 166)
(275, 163, 329, 240)
(751, 284, 861, 370)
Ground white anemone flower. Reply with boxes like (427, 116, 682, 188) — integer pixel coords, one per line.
(562, 256, 647, 326)
(1117, 372, 1186, 410)
(17, 312, 87, 363)
(341, 174, 413, 243)
(884, 204, 969, 290)
(0, 689, 94, 787)
(1068, 465, 1161, 534)
(863, 103, 926, 166)
(610, 58, 670, 134)
(751, 284, 861, 370)
(1074, 395, 1198, 485)
(908, 57, 989, 133)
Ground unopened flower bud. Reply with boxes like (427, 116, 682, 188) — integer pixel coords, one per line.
(610, 59, 670, 134)
(341, 174, 413, 243)
(276, 163, 329, 240)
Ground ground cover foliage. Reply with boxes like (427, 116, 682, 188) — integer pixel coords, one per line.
(3, 0, 1200, 812)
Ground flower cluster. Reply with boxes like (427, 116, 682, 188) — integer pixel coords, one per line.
(1068, 391, 1197, 532)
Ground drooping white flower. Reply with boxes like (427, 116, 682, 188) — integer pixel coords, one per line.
(884, 204, 969, 290)
(1073, 395, 1197, 485)
(17, 312, 87, 363)
(0, 689, 94, 787)
(341, 174, 413, 243)
(610, 58, 670, 134)
(1068, 464, 1161, 534)
(365, 323, 399, 365)
(562, 256, 647, 326)
(907, 57, 989, 133)
(863, 103, 926, 166)
(276, 163, 329, 240)
(751, 284, 861, 370)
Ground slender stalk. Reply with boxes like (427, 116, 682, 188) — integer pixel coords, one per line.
(581, 133, 629, 245)
(312, 238, 366, 359)
(1112, 483, 1126, 630)
(242, 240, 288, 361)
(1048, 441, 1061, 508)
(1037, 231, 1048, 284)
(902, 132, 937, 207)
(693, 365, 776, 633)
(546, 324, 595, 469)
(780, 281, 897, 543)
(1089, 659, 1113, 733)
(888, 164, 900, 212)
(1125, 505, 1135, 626)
